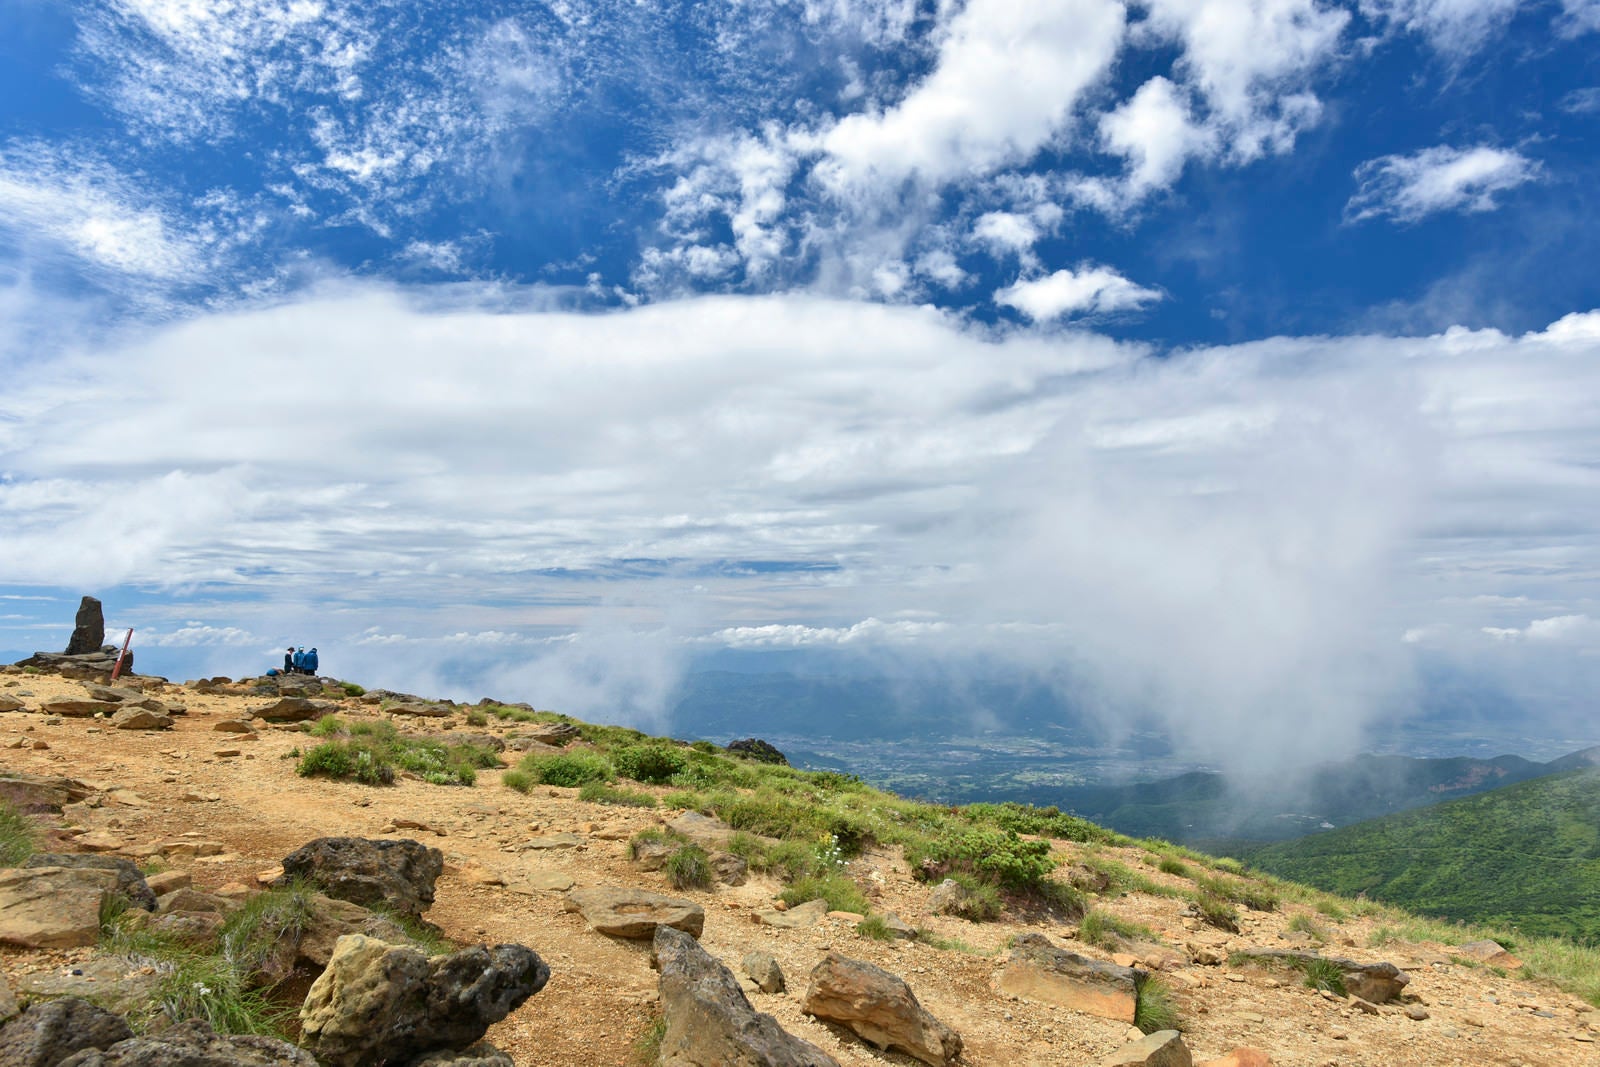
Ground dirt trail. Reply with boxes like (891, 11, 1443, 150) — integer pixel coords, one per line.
(2, 670, 1596, 1067)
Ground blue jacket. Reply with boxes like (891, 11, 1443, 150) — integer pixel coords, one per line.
(305, 649, 319, 673)
(292, 649, 304, 669)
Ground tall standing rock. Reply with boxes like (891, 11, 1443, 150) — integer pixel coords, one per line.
(64, 597, 105, 656)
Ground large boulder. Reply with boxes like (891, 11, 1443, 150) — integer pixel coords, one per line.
(39, 699, 117, 718)
(65, 597, 105, 656)
(0, 998, 133, 1066)
(298, 934, 548, 1067)
(250, 697, 335, 723)
(0, 773, 93, 813)
(997, 933, 1140, 1023)
(803, 954, 962, 1067)
(55, 1017, 317, 1066)
(273, 837, 443, 919)
(22, 854, 157, 912)
(565, 887, 705, 939)
(111, 707, 172, 731)
(653, 926, 839, 1067)
(0, 866, 116, 948)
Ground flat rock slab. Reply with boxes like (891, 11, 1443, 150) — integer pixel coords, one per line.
(0, 696, 24, 712)
(758, 899, 829, 929)
(39, 699, 116, 718)
(387, 702, 452, 717)
(0, 773, 93, 813)
(1458, 939, 1523, 969)
(14, 955, 161, 1014)
(1097, 1030, 1192, 1067)
(509, 871, 577, 894)
(0, 866, 116, 949)
(521, 833, 586, 851)
(565, 887, 705, 939)
(997, 933, 1139, 1023)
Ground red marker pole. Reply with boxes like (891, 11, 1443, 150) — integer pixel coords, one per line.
(110, 628, 134, 682)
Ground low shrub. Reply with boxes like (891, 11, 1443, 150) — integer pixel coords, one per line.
(1157, 856, 1190, 877)
(514, 751, 615, 788)
(945, 873, 1004, 922)
(296, 740, 395, 785)
(613, 744, 689, 784)
(906, 827, 1056, 892)
(0, 801, 37, 866)
(1133, 973, 1180, 1033)
(780, 873, 870, 915)
(1298, 957, 1347, 996)
(856, 915, 896, 941)
(1195, 893, 1240, 932)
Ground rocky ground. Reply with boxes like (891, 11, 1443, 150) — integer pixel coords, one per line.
(1, 667, 1597, 1066)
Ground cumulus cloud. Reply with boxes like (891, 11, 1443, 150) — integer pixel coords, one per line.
(995, 266, 1164, 320)
(1098, 75, 1214, 199)
(1346, 145, 1540, 223)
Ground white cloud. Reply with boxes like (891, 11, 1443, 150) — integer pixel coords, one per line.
(972, 212, 1041, 255)
(704, 618, 951, 649)
(995, 266, 1164, 320)
(815, 0, 1126, 190)
(1098, 75, 1215, 198)
(1562, 87, 1600, 113)
(1346, 145, 1540, 223)
(142, 623, 259, 647)
(1558, 0, 1600, 37)
(1359, 0, 1523, 56)
(1138, 0, 1348, 161)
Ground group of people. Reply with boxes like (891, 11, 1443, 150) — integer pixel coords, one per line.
(283, 646, 319, 675)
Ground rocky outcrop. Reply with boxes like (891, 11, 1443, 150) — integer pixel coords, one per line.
(65, 597, 106, 656)
(0, 866, 117, 948)
(387, 702, 452, 718)
(22, 854, 157, 912)
(0, 997, 133, 1066)
(298, 934, 548, 1067)
(54, 1017, 317, 1066)
(1097, 1030, 1192, 1067)
(653, 926, 839, 1066)
(802, 953, 962, 1067)
(565, 887, 705, 939)
(997, 933, 1140, 1023)
(742, 951, 785, 993)
(0, 772, 93, 813)
(757, 899, 828, 929)
(727, 738, 788, 765)
(273, 837, 443, 919)
(39, 699, 117, 718)
(1458, 939, 1523, 969)
(111, 707, 172, 730)
(519, 722, 580, 746)
(1230, 949, 1410, 1004)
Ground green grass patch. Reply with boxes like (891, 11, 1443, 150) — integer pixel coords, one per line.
(511, 750, 615, 788)
(1195, 893, 1240, 932)
(579, 781, 658, 808)
(0, 801, 37, 866)
(612, 744, 689, 784)
(664, 845, 713, 891)
(1157, 856, 1191, 877)
(780, 873, 869, 915)
(1133, 973, 1180, 1034)
(1298, 956, 1347, 996)
(1286, 913, 1328, 942)
(1079, 907, 1157, 950)
(296, 722, 498, 787)
(297, 740, 395, 785)
(856, 915, 896, 941)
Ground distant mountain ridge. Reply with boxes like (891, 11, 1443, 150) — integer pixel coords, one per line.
(1245, 767, 1600, 942)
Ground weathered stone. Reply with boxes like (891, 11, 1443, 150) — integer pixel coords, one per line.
(39, 699, 117, 718)
(428, 732, 507, 753)
(1457, 939, 1523, 969)
(504, 738, 562, 755)
(87, 686, 140, 703)
(668, 811, 733, 848)
(566, 887, 705, 939)
(508, 870, 577, 895)
(213, 720, 256, 733)
(0, 997, 132, 1066)
(630, 837, 673, 871)
(927, 878, 970, 916)
(1097, 1030, 1192, 1067)
(0, 772, 92, 813)
(519, 721, 580, 746)
(12, 957, 159, 1018)
(23, 853, 156, 912)
(877, 912, 917, 940)
(147, 909, 228, 948)
(711, 851, 749, 886)
(0, 866, 115, 948)
(997, 933, 1139, 1023)
(55, 1017, 318, 1066)
(521, 833, 586, 851)
(803, 953, 961, 1067)
(727, 738, 788, 764)
(1227, 948, 1410, 1004)
(158, 887, 237, 915)
(299, 934, 548, 1067)
(743, 950, 786, 994)
(758, 898, 829, 929)
(111, 707, 172, 730)
(387, 702, 451, 717)
(654, 926, 838, 1067)
(0, 696, 23, 713)
(65, 597, 105, 656)
(249, 697, 334, 723)
(273, 837, 444, 919)
(0, 973, 17, 1025)
(407, 1043, 515, 1067)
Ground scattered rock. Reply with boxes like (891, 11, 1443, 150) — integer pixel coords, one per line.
(110, 707, 172, 730)
(519, 722, 580, 746)
(299, 934, 549, 1067)
(11, 957, 159, 1016)
(668, 811, 733, 848)
(1458, 939, 1524, 969)
(803, 953, 962, 1067)
(711, 851, 749, 886)
(997, 933, 1140, 1023)
(654, 926, 838, 1067)
(521, 833, 586, 851)
(1406, 1004, 1430, 1021)
(407, 1043, 516, 1067)
(1096, 1030, 1192, 1067)
(38, 699, 117, 718)
(0, 696, 26, 713)
(0, 866, 116, 948)
(0, 997, 133, 1066)
(158, 887, 237, 915)
(273, 837, 444, 919)
(55, 1016, 318, 1066)
(146, 909, 228, 949)
(630, 837, 673, 871)
(387, 702, 452, 717)
(926, 878, 969, 916)
(509, 871, 576, 894)
(758, 899, 829, 929)
(213, 720, 257, 733)
(1197, 1049, 1273, 1067)
(743, 950, 786, 993)
(1229, 949, 1410, 1004)
(565, 886, 705, 939)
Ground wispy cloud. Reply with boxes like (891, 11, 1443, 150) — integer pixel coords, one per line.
(1359, 0, 1522, 57)
(995, 266, 1164, 321)
(1346, 144, 1540, 223)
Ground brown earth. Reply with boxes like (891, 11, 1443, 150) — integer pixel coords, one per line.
(2, 668, 1597, 1067)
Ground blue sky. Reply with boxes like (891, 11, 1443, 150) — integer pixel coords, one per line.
(2, 0, 1599, 766)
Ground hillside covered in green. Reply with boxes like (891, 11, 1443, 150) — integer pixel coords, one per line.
(1248, 768, 1600, 943)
